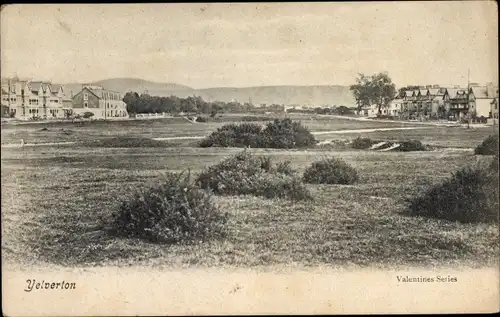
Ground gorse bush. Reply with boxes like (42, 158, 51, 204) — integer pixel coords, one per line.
(396, 140, 426, 152)
(199, 118, 316, 148)
(199, 123, 264, 148)
(407, 165, 499, 223)
(351, 137, 373, 149)
(261, 118, 316, 148)
(111, 171, 228, 243)
(275, 160, 296, 176)
(475, 135, 499, 155)
(196, 150, 310, 200)
(303, 157, 359, 185)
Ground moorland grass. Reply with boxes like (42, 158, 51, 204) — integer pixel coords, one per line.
(1, 146, 498, 268)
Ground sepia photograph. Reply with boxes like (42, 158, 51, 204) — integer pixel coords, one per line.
(1, 2, 499, 315)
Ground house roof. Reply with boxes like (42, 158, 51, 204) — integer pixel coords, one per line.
(30, 81, 42, 93)
(470, 86, 489, 99)
(82, 87, 121, 99)
(428, 88, 439, 95)
(447, 88, 468, 99)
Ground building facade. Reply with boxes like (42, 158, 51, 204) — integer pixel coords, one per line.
(1, 78, 72, 119)
(468, 83, 499, 118)
(71, 85, 128, 119)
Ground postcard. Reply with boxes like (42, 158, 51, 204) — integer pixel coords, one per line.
(1, 2, 498, 315)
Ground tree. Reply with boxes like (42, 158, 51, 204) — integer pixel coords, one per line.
(123, 91, 140, 114)
(350, 72, 397, 115)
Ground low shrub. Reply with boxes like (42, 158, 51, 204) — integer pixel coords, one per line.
(254, 173, 312, 201)
(475, 135, 499, 155)
(110, 171, 228, 243)
(82, 111, 95, 119)
(351, 137, 373, 149)
(489, 154, 499, 172)
(199, 118, 316, 149)
(199, 123, 264, 148)
(262, 118, 316, 148)
(396, 140, 426, 152)
(407, 165, 499, 223)
(195, 116, 208, 123)
(275, 160, 296, 176)
(196, 150, 310, 200)
(85, 136, 169, 148)
(303, 157, 359, 185)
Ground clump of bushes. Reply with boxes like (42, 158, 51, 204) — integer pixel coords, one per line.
(199, 118, 316, 149)
(110, 172, 228, 243)
(195, 116, 208, 123)
(261, 118, 316, 148)
(199, 123, 264, 148)
(85, 136, 169, 148)
(303, 157, 359, 185)
(351, 137, 374, 149)
(196, 150, 310, 200)
(407, 163, 499, 223)
(396, 140, 426, 152)
(475, 135, 499, 155)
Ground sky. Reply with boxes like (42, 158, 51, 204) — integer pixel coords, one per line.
(1, 2, 498, 89)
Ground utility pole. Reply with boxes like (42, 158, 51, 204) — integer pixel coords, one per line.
(466, 68, 471, 129)
(7, 78, 11, 117)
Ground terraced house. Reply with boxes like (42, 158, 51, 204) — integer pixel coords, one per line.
(1, 77, 72, 119)
(71, 85, 128, 120)
(395, 83, 498, 121)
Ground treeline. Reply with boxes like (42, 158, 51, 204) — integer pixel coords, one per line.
(122, 92, 285, 115)
(286, 106, 355, 115)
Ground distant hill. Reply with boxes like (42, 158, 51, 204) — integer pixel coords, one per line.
(60, 78, 356, 107)
(60, 78, 194, 98)
(196, 85, 355, 107)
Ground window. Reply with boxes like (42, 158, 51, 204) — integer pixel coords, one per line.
(83, 93, 88, 101)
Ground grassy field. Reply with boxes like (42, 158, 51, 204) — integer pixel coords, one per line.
(0, 114, 425, 145)
(2, 140, 498, 270)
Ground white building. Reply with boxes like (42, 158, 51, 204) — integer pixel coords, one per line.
(1, 78, 72, 119)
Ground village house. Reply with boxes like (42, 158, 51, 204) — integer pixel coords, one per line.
(446, 87, 469, 120)
(71, 85, 128, 119)
(1, 78, 72, 119)
(468, 83, 499, 118)
(427, 87, 449, 118)
(388, 97, 404, 117)
(401, 89, 419, 116)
